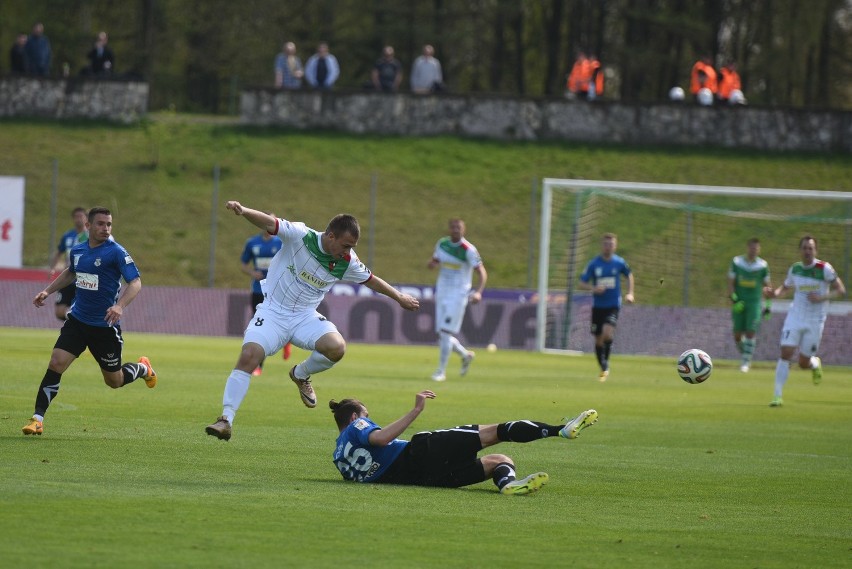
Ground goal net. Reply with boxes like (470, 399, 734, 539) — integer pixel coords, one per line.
(536, 179, 852, 361)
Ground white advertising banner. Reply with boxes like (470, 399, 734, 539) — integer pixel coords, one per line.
(0, 176, 25, 268)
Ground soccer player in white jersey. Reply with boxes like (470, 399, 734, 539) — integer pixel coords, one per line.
(427, 219, 487, 382)
(767, 235, 846, 407)
(206, 201, 420, 441)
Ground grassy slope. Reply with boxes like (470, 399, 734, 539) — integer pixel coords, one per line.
(0, 116, 850, 303)
(0, 328, 849, 568)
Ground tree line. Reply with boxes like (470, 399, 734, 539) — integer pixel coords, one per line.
(2, 0, 849, 112)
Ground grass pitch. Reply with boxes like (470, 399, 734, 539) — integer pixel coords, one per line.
(1, 327, 849, 568)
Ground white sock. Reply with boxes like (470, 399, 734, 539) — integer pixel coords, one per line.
(33, 414, 44, 422)
(808, 356, 819, 369)
(222, 369, 251, 423)
(774, 359, 791, 398)
(296, 351, 335, 378)
(449, 335, 467, 356)
(741, 337, 756, 363)
(438, 332, 451, 372)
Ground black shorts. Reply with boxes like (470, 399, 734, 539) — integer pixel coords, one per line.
(56, 282, 77, 306)
(251, 292, 264, 315)
(54, 314, 124, 372)
(591, 307, 620, 336)
(378, 425, 487, 488)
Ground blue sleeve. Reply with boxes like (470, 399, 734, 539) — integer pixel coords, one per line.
(621, 260, 631, 276)
(354, 423, 380, 446)
(240, 240, 253, 264)
(116, 246, 141, 282)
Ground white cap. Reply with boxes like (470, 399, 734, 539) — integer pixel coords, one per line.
(728, 89, 746, 105)
(669, 86, 685, 101)
(697, 88, 713, 106)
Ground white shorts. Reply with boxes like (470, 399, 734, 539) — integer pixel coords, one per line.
(243, 302, 338, 357)
(780, 318, 825, 356)
(435, 294, 469, 334)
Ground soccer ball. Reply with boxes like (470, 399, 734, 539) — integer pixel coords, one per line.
(677, 349, 713, 384)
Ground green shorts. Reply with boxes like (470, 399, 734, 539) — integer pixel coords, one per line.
(732, 301, 762, 333)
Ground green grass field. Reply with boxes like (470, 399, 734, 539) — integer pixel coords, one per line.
(1, 327, 849, 568)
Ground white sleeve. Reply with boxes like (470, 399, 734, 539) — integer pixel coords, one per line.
(824, 262, 837, 282)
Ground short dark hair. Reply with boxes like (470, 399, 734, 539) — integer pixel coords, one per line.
(799, 235, 817, 248)
(72, 207, 87, 216)
(88, 206, 111, 223)
(747, 237, 760, 245)
(329, 398, 366, 430)
(326, 214, 360, 240)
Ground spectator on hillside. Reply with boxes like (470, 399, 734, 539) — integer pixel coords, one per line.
(304, 42, 340, 91)
(410, 44, 443, 94)
(371, 45, 402, 93)
(566, 51, 602, 100)
(690, 55, 718, 101)
(24, 22, 51, 76)
(274, 42, 304, 89)
(85, 31, 114, 76)
(718, 61, 743, 104)
(10, 33, 28, 74)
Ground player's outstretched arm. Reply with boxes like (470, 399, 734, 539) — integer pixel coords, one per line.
(225, 201, 277, 234)
(368, 390, 436, 446)
(33, 268, 76, 307)
(364, 275, 420, 311)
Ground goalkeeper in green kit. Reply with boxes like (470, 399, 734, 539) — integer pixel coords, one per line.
(727, 238, 773, 372)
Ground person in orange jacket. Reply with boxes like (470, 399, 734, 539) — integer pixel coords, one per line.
(567, 51, 592, 99)
(588, 54, 604, 99)
(690, 56, 718, 99)
(718, 61, 742, 102)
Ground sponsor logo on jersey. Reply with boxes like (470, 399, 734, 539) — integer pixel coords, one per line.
(76, 272, 99, 290)
(598, 276, 617, 289)
(442, 261, 462, 270)
(353, 419, 369, 430)
(299, 269, 330, 289)
(124, 255, 133, 265)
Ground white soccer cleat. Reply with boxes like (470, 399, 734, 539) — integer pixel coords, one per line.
(460, 351, 475, 377)
(739, 363, 750, 373)
(431, 370, 446, 382)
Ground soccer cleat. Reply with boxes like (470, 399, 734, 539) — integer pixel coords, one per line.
(205, 416, 232, 441)
(739, 363, 750, 373)
(811, 357, 822, 385)
(138, 356, 158, 388)
(500, 472, 549, 495)
(289, 366, 317, 408)
(598, 370, 609, 382)
(252, 366, 262, 377)
(431, 370, 446, 382)
(282, 342, 292, 360)
(460, 351, 475, 377)
(769, 397, 783, 407)
(559, 409, 598, 439)
(22, 417, 43, 436)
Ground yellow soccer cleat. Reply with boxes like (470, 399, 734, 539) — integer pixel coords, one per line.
(138, 356, 158, 388)
(501, 472, 549, 495)
(559, 409, 599, 439)
(22, 417, 43, 436)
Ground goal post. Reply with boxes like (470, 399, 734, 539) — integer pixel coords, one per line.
(536, 179, 852, 354)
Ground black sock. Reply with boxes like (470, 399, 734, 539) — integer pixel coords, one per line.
(595, 345, 606, 369)
(121, 363, 146, 386)
(34, 369, 62, 417)
(497, 420, 562, 442)
(604, 340, 613, 361)
(492, 462, 516, 490)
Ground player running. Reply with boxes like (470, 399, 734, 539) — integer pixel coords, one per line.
(768, 235, 845, 407)
(23, 207, 157, 436)
(727, 237, 773, 372)
(48, 207, 88, 321)
(330, 390, 598, 494)
(578, 233, 634, 381)
(205, 201, 420, 441)
(427, 218, 487, 382)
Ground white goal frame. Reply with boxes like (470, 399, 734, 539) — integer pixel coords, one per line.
(535, 178, 852, 353)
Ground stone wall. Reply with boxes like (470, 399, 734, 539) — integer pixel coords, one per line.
(0, 76, 147, 123)
(240, 89, 852, 153)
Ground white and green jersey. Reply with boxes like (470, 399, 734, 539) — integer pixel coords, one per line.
(432, 236, 482, 298)
(263, 219, 372, 313)
(728, 255, 770, 303)
(783, 259, 837, 325)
